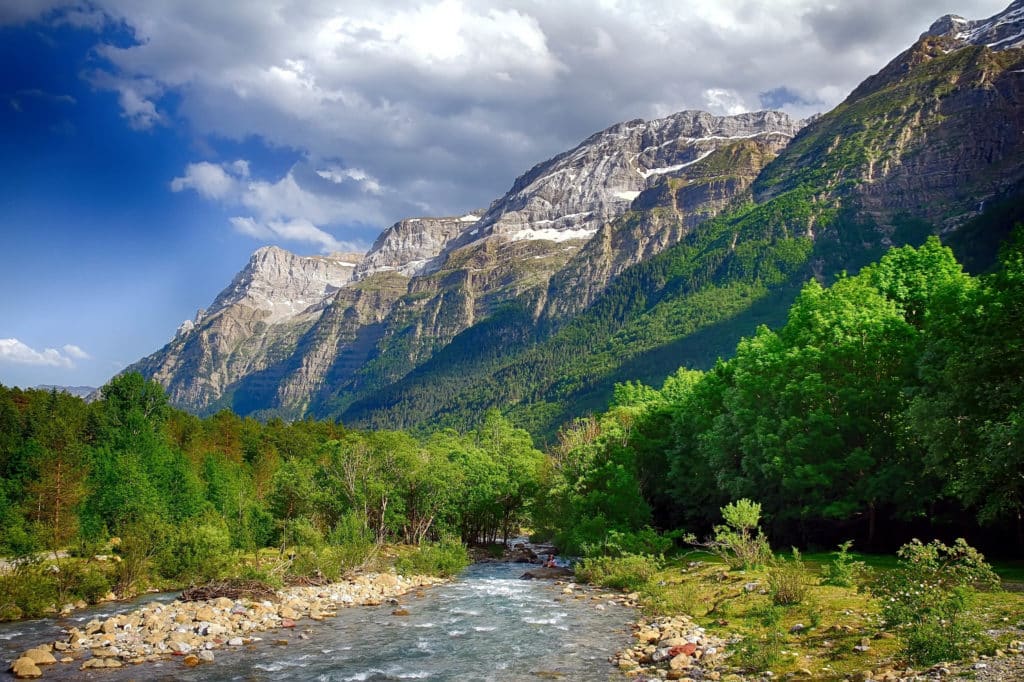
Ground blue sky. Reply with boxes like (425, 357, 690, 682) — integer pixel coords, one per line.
(0, 0, 1008, 389)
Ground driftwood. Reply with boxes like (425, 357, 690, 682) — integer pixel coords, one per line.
(180, 579, 278, 602)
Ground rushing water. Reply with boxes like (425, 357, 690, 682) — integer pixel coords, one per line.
(0, 563, 633, 681)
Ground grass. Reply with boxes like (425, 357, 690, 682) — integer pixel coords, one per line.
(583, 552, 1024, 680)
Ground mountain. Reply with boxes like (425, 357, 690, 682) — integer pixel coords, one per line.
(34, 385, 97, 400)
(129, 1, 1024, 435)
(128, 111, 801, 418)
(334, 0, 1024, 435)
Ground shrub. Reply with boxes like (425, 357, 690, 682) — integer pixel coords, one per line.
(734, 629, 784, 671)
(685, 499, 772, 570)
(575, 553, 662, 591)
(769, 548, 809, 606)
(820, 540, 866, 587)
(396, 539, 470, 578)
(864, 538, 999, 665)
(0, 559, 57, 620)
(158, 519, 232, 582)
(581, 527, 674, 558)
(327, 511, 376, 571)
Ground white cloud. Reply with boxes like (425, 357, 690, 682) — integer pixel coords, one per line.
(175, 159, 376, 252)
(170, 161, 238, 199)
(13, 0, 1013, 228)
(0, 338, 86, 368)
(62, 344, 91, 360)
(115, 85, 161, 129)
(702, 88, 748, 116)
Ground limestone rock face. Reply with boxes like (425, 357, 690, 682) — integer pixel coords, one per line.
(355, 214, 483, 280)
(924, 0, 1024, 50)
(441, 110, 802, 253)
(130, 111, 799, 417)
(129, 246, 360, 413)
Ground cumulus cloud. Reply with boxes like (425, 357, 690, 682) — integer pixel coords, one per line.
(62, 344, 91, 360)
(170, 161, 237, 199)
(0, 338, 89, 368)
(173, 159, 378, 252)
(9, 0, 1012, 234)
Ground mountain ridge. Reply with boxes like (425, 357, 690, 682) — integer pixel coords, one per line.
(126, 1, 1024, 435)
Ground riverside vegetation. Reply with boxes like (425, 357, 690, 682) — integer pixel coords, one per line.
(0, 376, 538, 619)
(2, 234, 1023, 680)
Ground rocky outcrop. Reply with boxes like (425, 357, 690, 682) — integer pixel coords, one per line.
(542, 136, 789, 319)
(133, 111, 799, 417)
(440, 110, 801, 254)
(129, 246, 360, 413)
(924, 0, 1024, 50)
(355, 213, 484, 280)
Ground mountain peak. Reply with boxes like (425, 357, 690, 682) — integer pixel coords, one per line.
(923, 0, 1024, 50)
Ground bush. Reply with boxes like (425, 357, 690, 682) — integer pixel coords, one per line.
(396, 539, 470, 578)
(734, 629, 783, 671)
(686, 499, 772, 570)
(575, 553, 662, 591)
(327, 511, 376, 571)
(768, 548, 809, 606)
(157, 520, 233, 583)
(581, 527, 674, 558)
(864, 538, 999, 665)
(820, 540, 866, 587)
(0, 559, 57, 620)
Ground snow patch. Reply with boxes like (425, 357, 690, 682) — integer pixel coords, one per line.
(459, 214, 480, 222)
(509, 227, 598, 243)
(614, 190, 641, 201)
(637, 149, 715, 179)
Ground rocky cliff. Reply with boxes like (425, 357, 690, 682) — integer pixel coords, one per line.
(130, 110, 800, 417)
(129, 1, 1024, 429)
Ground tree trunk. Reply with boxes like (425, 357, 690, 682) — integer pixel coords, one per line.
(867, 501, 877, 548)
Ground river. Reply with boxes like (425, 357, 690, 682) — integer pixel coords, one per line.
(1, 562, 633, 681)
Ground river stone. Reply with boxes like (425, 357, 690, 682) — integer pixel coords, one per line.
(196, 606, 216, 621)
(199, 650, 215, 662)
(23, 648, 57, 665)
(183, 655, 200, 667)
(227, 637, 244, 646)
(10, 657, 42, 679)
(669, 654, 691, 671)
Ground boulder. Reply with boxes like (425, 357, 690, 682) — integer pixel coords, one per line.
(519, 566, 573, 580)
(23, 648, 57, 665)
(10, 658, 42, 679)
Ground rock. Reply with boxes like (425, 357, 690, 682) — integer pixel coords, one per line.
(789, 623, 806, 634)
(199, 650, 215, 663)
(23, 648, 57, 665)
(281, 618, 296, 628)
(520, 567, 574, 580)
(227, 637, 244, 646)
(10, 657, 42, 679)
(391, 609, 410, 616)
(183, 655, 200, 667)
(668, 654, 690, 671)
(195, 605, 216, 621)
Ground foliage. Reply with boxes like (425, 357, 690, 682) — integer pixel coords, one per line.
(157, 517, 232, 583)
(768, 548, 809, 606)
(395, 538, 470, 578)
(575, 553, 662, 591)
(864, 538, 1000, 664)
(820, 541, 867, 587)
(687, 499, 773, 570)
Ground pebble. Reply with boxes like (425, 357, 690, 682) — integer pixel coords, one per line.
(11, 571, 445, 679)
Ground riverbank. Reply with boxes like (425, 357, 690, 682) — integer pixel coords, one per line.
(7, 571, 445, 679)
(575, 554, 1024, 682)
